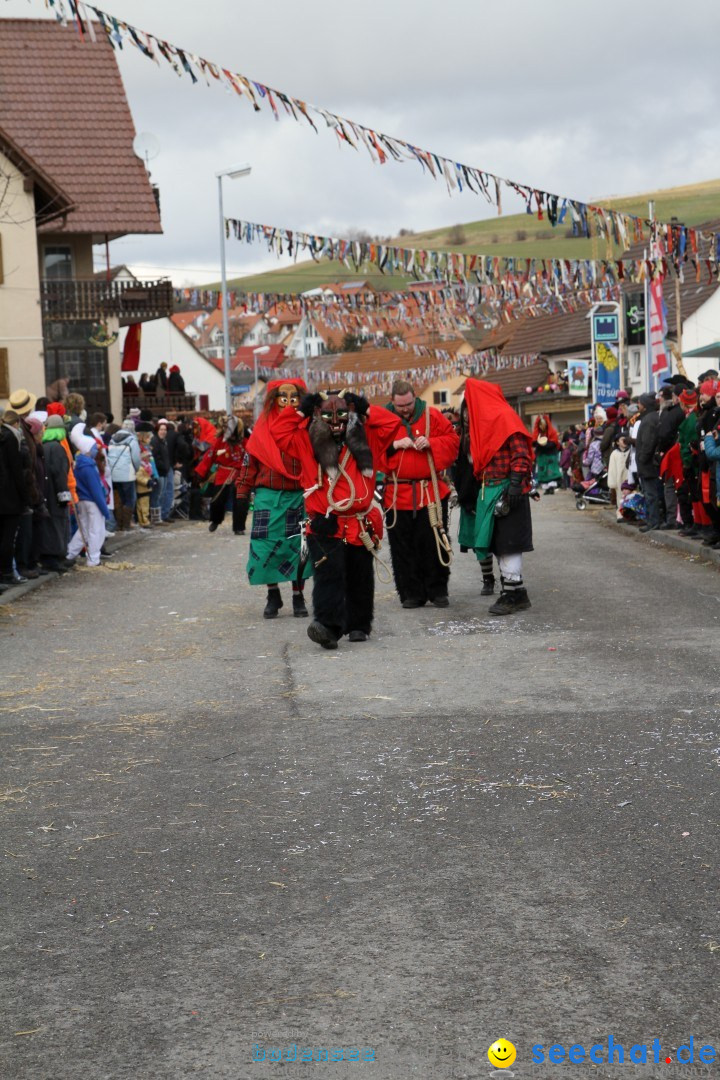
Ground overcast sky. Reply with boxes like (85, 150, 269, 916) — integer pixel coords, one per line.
(4, 0, 720, 285)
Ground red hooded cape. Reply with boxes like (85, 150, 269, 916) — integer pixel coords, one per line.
(464, 379, 532, 478)
(532, 414, 560, 444)
(245, 378, 307, 480)
(193, 417, 217, 444)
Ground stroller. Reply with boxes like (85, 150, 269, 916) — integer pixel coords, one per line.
(573, 469, 611, 510)
(172, 469, 190, 520)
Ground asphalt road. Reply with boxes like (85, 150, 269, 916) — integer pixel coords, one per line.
(1, 497, 718, 1080)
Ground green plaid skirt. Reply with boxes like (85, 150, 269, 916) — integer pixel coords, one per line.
(246, 487, 312, 586)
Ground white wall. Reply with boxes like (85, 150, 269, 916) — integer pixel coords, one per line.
(118, 317, 227, 410)
(681, 288, 720, 382)
(0, 150, 45, 404)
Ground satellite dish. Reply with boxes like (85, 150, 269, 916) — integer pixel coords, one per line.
(133, 132, 160, 171)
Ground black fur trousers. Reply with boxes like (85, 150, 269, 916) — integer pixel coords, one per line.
(307, 535, 375, 638)
(387, 498, 450, 604)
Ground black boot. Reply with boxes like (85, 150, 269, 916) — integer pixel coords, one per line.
(481, 575, 495, 596)
(292, 591, 308, 618)
(488, 581, 531, 616)
(307, 621, 338, 650)
(263, 587, 283, 619)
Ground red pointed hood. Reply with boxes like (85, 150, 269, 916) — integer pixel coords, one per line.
(464, 379, 532, 477)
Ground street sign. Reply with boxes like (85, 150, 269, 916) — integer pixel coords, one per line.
(592, 313, 619, 342)
(231, 385, 251, 394)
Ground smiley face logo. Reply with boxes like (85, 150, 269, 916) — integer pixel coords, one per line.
(487, 1039, 516, 1068)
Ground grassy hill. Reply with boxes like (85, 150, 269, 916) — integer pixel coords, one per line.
(223, 177, 720, 295)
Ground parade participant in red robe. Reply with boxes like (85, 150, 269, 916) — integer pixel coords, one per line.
(381, 379, 459, 608)
(273, 390, 402, 649)
(460, 379, 534, 615)
(196, 415, 248, 534)
(236, 380, 311, 618)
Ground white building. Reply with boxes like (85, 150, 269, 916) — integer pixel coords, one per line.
(118, 316, 227, 410)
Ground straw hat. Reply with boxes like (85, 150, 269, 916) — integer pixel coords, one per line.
(8, 388, 37, 416)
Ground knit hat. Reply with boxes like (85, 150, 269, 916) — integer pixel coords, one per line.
(25, 417, 44, 437)
(46, 415, 65, 429)
(679, 389, 698, 408)
(699, 379, 718, 397)
(606, 406, 618, 420)
(615, 390, 630, 402)
(46, 402, 66, 417)
(136, 421, 154, 433)
(8, 388, 37, 416)
(169, 365, 180, 373)
(128, 408, 141, 419)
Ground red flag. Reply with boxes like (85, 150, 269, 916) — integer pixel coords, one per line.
(122, 323, 142, 371)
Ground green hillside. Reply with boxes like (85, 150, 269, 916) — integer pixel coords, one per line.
(223, 178, 720, 295)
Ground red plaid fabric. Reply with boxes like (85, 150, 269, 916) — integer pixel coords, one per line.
(482, 433, 533, 488)
(235, 450, 303, 498)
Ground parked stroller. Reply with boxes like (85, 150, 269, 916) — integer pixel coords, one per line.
(573, 470, 611, 510)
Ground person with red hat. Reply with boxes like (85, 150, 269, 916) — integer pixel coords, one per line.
(271, 387, 403, 648)
(236, 380, 311, 619)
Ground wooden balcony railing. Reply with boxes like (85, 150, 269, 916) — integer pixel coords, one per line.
(41, 278, 174, 326)
(122, 393, 198, 417)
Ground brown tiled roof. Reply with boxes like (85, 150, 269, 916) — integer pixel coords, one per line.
(456, 361, 551, 401)
(332, 347, 444, 375)
(497, 307, 596, 358)
(0, 19, 162, 238)
(0, 122, 74, 223)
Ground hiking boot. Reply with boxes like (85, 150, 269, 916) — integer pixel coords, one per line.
(307, 621, 338, 650)
(488, 588, 532, 616)
(481, 575, 495, 596)
(263, 588, 283, 619)
(292, 593, 308, 618)
(401, 597, 425, 609)
(348, 630, 368, 642)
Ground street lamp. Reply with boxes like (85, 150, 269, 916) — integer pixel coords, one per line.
(253, 345, 270, 422)
(217, 163, 252, 415)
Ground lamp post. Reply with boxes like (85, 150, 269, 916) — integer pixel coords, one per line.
(217, 163, 251, 415)
(253, 345, 271, 422)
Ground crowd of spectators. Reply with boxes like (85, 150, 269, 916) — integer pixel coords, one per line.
(0, 386, 238, 594)
(551, 372, 720, 544)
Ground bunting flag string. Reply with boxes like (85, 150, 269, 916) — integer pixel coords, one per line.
(225, 217, 720, 299)
(271, 352, 541, 401)
(172, 274, 622, 329)
(33, 0, 720, 260)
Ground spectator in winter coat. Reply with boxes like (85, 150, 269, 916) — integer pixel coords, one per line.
(608, 432, 630, 522)
(0, 410, 31, 588)
(155, 363, 169, 392)
(151, 422, 172, 524)
(39, 416, 72, 572)
(66, 436, 110, 566)
(107, 424, 141, 530)
(168, 365, 185, 393)
(635, 393, 662, 531)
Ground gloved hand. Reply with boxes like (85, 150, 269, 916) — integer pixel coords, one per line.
(506, 473, 526, 510)
(298, 393, 322, 418)
(342, 391, 369, 417)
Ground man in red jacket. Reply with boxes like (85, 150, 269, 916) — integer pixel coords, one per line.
(273, 389, 402, 649)
(382, 380, 459, 608)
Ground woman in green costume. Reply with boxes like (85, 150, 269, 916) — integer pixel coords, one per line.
(531, 415, 562, 492)
(235, 379, 312, 619)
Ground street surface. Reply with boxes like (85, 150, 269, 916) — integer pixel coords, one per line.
(1, 497, 718, 1079)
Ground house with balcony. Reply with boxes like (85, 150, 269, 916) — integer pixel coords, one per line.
(0, 19, 171, 417)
